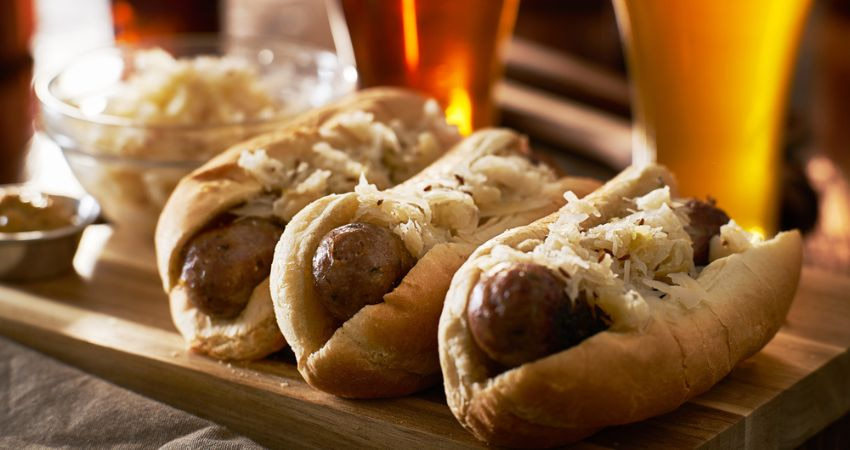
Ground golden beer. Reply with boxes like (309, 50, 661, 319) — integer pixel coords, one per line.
(339, 0, 519, 135)
(614, 0, 811, 236)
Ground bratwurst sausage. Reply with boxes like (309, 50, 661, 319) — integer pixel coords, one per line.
(180, 217, 284, 319)
(312, 222, 415, 322)
(467, 262, 609, 368)
(679, 198, 730, 265)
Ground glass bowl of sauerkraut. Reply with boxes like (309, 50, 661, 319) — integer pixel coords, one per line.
(35, 35, 356, 236)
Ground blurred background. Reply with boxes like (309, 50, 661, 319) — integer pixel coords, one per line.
(1, 0, 848, 272)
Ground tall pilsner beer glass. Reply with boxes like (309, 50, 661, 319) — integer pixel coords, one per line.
(613, 0, 811, 236)
(335, 0, 519, 135)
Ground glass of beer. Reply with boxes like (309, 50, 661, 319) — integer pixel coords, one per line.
(330, 0, 520, 135)
(613, 0, 811, 236)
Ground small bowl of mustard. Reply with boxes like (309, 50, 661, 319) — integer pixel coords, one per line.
(0, 185, 100, 281)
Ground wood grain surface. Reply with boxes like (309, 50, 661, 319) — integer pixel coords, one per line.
(0, 225, 848, 449)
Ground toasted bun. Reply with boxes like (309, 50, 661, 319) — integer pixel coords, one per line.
(271, 129, 601, 398)
(439, 164, 803, 447)
(155, 88, 458, 360)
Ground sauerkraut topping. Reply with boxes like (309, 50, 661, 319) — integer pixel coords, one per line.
(236, 101, 458, 223)
(477, 187, 761, 331)
(709, 221, 761, 260)
(352, 135, 562, 258)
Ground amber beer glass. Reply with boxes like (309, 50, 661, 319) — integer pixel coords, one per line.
(338, 0, 519, 135)
(613, 0, 811, 236)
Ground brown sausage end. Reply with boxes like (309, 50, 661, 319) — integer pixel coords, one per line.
(180, 216, 284, 319)
(467, 262, 608, 369)
(312, 222, 415, 322)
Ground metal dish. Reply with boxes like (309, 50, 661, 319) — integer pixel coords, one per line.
(0, 184, 101, 281)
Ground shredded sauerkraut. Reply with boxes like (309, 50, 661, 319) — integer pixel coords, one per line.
(709, 221, 761, 260)
(236, 102, 458, 223)
(101, 48, 282, 127)
(476, 186, 761, 331)
(351, 135, 563, 259)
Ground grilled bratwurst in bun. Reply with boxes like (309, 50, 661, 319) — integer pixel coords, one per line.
(439, 163, 802, 447)
(155, 88, 459, 360)
(270, 128, 600, 398)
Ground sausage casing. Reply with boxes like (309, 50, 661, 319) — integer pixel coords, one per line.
(680, 199, 730, 265)
(467, 262, 608, 368)
(180, 217, 284, 319)
(312, 222, 415, 322)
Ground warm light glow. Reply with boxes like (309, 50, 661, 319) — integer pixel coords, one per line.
(112, 0, 141, 43)
(343, 0, 519, 132)
(112, 1, 134, 26)
(445, 87, 473, 135)
(748, 226, 766, 240)
(401, 0, 419, 73)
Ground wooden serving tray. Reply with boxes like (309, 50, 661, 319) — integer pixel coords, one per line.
(1, 225, 849, 448)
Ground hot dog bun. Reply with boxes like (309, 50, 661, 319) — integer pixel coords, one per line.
(156, 88, 459, 360)
(271, 129, 601, 398)
(439, 163, 803, 447)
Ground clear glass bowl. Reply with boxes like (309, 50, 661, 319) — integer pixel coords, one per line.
(35, 35, 357, 236)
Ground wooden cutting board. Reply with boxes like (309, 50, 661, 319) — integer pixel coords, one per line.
(1, 224, 848, 449)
